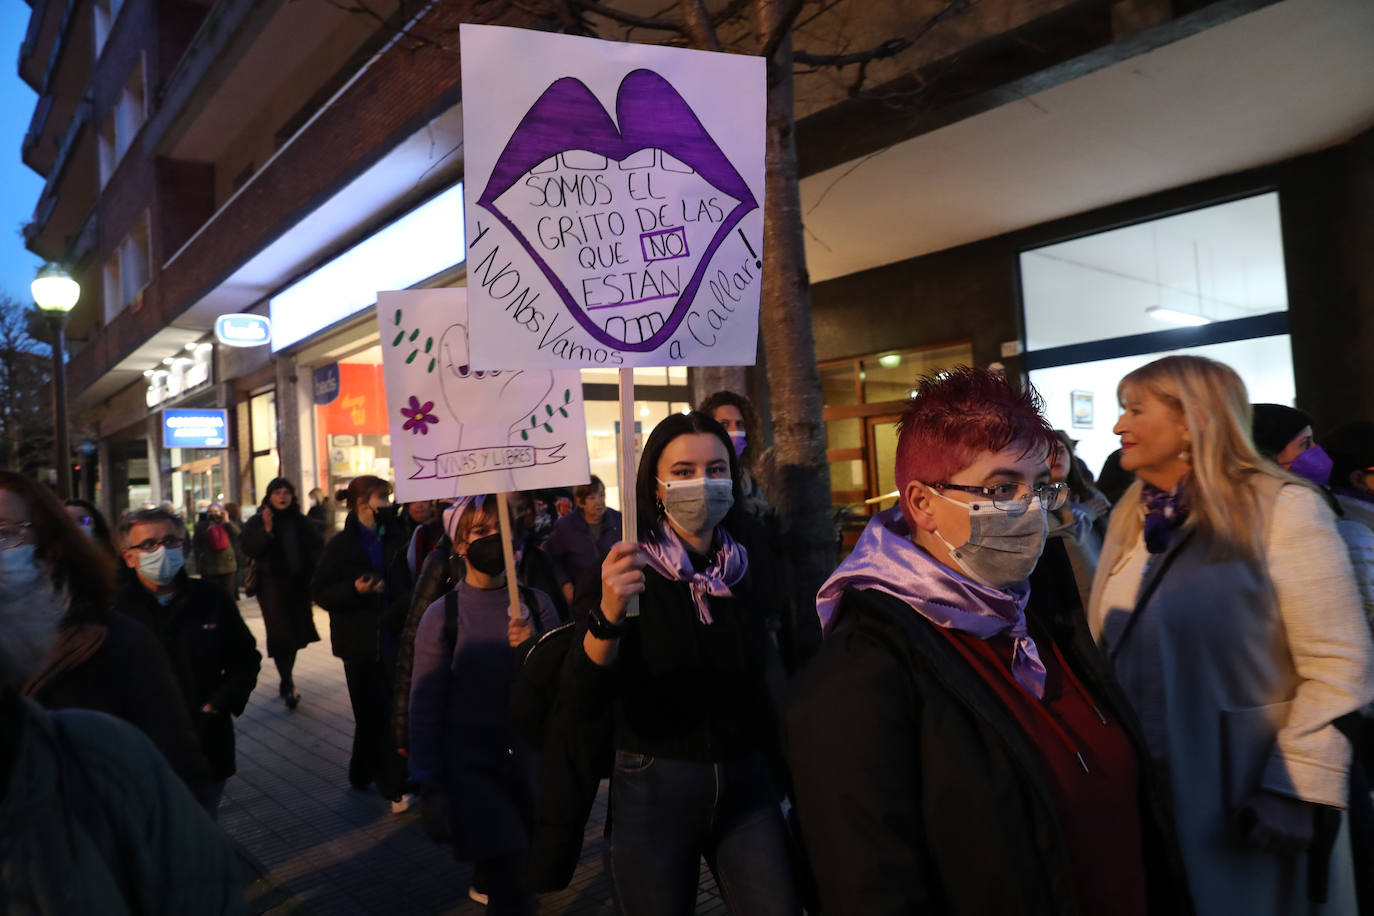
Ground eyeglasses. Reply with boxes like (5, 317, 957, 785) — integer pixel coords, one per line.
(127, 535, 184, 553)
(928, 481, 1069, 514)
(0, 522, 33, 550)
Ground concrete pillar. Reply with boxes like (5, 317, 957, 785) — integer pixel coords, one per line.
(97, 436, 115, 521)
(145, 414, 163, 504)
(275, 357, 301, 489)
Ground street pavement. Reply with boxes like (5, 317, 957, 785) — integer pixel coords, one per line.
(226, 596, 731, 915)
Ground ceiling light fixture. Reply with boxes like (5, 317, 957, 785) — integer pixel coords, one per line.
(1146, 306, 1211, 327)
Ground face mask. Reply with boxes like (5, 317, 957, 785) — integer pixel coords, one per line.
(728, 430, 747, 457)
(1288, 445, 1333, 488)
(0, 544, 44, 600)
(138, 545, 185, 586)
(930, 490, 1048, 590)
(657, 477, 734, 535)
(0, 548, 65, 689)
(464, 533, 506, 577)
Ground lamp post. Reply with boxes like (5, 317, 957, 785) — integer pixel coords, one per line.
(32, 264, 79, 498)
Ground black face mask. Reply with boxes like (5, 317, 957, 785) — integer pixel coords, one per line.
(464, 533, 505, 577)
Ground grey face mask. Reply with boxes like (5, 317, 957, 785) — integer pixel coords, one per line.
(657, 477, 734, 536)
(931, 491, 1048, 590)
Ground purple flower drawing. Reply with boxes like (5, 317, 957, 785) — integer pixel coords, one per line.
(400, 396, 439, 436)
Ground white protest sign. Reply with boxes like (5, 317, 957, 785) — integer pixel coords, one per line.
(460, 23, 765, 369)
(378, 288, 590, 501)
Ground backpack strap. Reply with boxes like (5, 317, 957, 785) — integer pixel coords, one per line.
(443, 589, 459, 661)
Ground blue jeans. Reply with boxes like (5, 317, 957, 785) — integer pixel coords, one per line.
(609, 751, 800, 916)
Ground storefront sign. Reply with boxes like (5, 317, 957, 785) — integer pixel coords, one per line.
(313, 363, 341, 405)
(147, 344, 214, 409)
(215, 314, 272, 347)
(377, 288, 590, 500)
(460, 24, 764, 368)
(163, 409, 229, 449)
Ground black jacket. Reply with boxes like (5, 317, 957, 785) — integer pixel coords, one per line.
(241, 502, 323, 653)
(311, 512, 409, 661)
(23, 602, 212, 796)
(114, 572, 262, 779)
(784, 540, 1192, 916)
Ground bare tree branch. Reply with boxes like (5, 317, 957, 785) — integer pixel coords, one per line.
(794, 0, 967, 67)
(679, 0, 723, 51)
(570, 0, 685, 32)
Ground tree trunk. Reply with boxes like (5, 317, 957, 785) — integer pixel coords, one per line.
(754, 9, 832, 660)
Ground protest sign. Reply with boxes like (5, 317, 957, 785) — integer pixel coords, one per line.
(460, 23, 765, 370)
(378, 288, 590, 502)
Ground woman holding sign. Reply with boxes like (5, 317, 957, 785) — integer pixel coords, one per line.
(559, 411, 799, 916)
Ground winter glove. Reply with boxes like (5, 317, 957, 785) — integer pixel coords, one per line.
(1236, 790, 1316, 855)
(420, 790, 453, 844)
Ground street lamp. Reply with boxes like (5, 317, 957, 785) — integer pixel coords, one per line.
(32, 263, 79, 498)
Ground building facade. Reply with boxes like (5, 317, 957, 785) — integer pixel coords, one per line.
(18, 0, 1374, 524)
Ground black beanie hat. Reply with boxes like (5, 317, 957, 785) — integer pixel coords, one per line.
(1324, 422, 1374, 486)
(1251, 403, 1313, 459)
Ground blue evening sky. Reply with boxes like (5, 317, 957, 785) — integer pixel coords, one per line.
(0, 3, 46, 306)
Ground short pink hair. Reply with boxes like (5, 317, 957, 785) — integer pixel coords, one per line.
(894, 367, 1055, 518)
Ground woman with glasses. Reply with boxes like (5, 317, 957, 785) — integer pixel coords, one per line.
(1090, 356, 1373, 916)
(2, 473, 215, 806)
(787, 367, 1191, 916)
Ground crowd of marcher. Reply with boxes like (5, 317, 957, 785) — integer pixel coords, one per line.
(3, 355, 1373, 916)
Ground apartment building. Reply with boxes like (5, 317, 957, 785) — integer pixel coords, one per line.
(18, 0, 1374, 522)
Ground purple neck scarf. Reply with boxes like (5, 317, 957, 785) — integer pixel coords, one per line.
(817, 507, 1047, 698)
(638, 522, 749, 625)
(1141, 475, 1190, 554)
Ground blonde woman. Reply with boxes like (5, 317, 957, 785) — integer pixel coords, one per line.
(1089, 355, 1374, 915)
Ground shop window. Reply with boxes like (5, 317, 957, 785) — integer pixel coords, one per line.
(1019, 192, 1294, 476)
(315, 347, 391, 499)
(584, 399, 691, 511)
(820, 342, 975, 550)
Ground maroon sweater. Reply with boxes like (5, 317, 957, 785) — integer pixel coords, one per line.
(941, 628, 1149, 916)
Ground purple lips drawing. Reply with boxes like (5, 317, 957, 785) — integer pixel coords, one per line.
(477, 70, 758, 353)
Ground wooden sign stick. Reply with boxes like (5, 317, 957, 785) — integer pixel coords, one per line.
(495, 493, 523, 620)
(618, 367, 640, 618)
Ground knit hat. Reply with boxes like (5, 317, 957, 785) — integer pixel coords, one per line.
(1251, 403, 1313, 460)
(1324, 422, 1374, 487)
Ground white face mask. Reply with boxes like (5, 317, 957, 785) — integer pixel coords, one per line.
(930, 490, 1048, 590)
(138, 545, 185, 586)
(657, 477, 734, 535)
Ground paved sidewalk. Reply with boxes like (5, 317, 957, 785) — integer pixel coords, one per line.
(225, 597, 730, 915)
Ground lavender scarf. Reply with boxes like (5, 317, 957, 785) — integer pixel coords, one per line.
(816, 507, 1048, 698)
(638, 521, 749, 625)
(1141, 475, 1189, 554)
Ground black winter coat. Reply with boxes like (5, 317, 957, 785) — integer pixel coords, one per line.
(784, 539, 1192, 916)
(23, 601, 212, 796)
(241, 503, 322, 656)
(114, 572, 262, 779)
(311, 512, 409, 662)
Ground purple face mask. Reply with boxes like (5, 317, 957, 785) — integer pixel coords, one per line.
(1289, 444, 1333, 488)
(728, 430, 746, 457)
